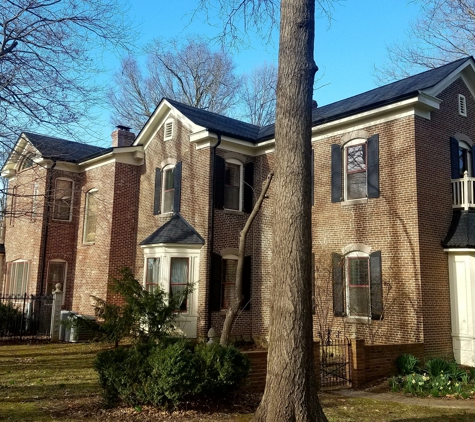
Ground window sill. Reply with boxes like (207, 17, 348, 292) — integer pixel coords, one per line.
(223, 209, 244, 215)
(346, 315, 371, 322)
(159, 212, 174, 217)
(52, 218, 72, 223)
(82, 242, 95, 246)
(341, 198, 368, 206)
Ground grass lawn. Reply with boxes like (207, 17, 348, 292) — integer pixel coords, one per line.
(1, 342, 475, 421)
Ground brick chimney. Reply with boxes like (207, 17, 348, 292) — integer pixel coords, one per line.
(111, 125, 135, 147)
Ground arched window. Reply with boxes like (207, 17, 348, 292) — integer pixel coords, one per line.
(162, 164, 175, 213)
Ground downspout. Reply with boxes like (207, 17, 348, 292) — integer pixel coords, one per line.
(38, 160, 56, 295)
(207, 132, 221, 332)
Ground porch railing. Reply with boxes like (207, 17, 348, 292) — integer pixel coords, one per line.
(452, 171, 475, 210)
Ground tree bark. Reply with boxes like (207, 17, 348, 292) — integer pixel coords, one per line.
(253, 0, 327, 420)
(220, 172, 274, 346)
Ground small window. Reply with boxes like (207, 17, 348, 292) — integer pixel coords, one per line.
(46, 261, 66, 301)
(83, 190, 98, 243)
(53, 179, 73, 221)
(345, 140, 367, 200)
(20, 154, 35, 171)
(146, 258, 160, 293)
(459, 94, 467, 117)
(224, 160, 242, 210)
(221, 259, 237, 309)
(170, 258, 189, 311)
(164, 119, 174, 141)
(5, 261, 29, 296)
(458, 141, 472, 178)
(162, 165, 175, 213)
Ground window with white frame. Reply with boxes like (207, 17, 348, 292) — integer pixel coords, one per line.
(5, 260, 29, 295)
(164, 119, 174, 141)
(221, 258, 237, 309)
(53, 178, 73, 221)
(458, 140, 472, 178)
(332, 248, 382, 320)
(146, 258, 160, 292)
(170, 258, 189, 311)
(162, 165, 175, 213)
(46, 261, 66, 301)
(224, 159, 243, 210)
(345, 139, 367, 200)
(83, 189, 98, 243)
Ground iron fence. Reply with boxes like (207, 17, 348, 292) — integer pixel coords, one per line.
(320, 332, 352, 388)
(0, 293, 53, 341)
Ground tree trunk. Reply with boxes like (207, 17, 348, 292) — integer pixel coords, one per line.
(253, 0, 327, 421)
(220, 172, 274, 346)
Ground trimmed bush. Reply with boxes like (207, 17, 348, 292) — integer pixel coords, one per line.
(94, 340, 250, 408)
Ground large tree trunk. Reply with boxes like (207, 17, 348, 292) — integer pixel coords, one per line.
(253, 0, 327, 421)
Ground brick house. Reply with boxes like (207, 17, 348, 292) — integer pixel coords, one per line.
(2, 57, 475, 365)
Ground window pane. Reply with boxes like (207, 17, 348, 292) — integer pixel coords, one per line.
(84, 191, 97, 243)
(164, 168, 175, 190)
(347, 145, 366, 172)
(146, 258, 160, 293)
(221, 260, 237, 309)
(7, 262, 29, 295)
(46, 262, 66, 295)
(347, 257, 369, 317)
(170, 258, 188, 311)
(163, 190, 174, 213)
(347, 173, 366, 200)
(224, 163, 240, 210)
(53, 179, 73, 220)
(162, 168, 175, 213)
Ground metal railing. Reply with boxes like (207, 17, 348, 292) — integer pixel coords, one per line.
(0, 293, 53, 341)
(452, 171, 475, 210)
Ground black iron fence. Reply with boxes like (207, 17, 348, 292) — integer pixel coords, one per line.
(0, 293, 53, 341)
(320, 333, 352, 388)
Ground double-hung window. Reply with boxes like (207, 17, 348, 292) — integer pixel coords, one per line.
(162, 165, 175, 214)
(53, 178, 73, 221)
(146, 258, 160, 292)
(332, 249, 382, 320)
(170, 258, 189, 311)
(331, 135, 379, 203)
(450, 137, 474, 179)
(153, 162, 182, 215)
(224, 160, 242, 210)
(5, 260, 29, 296)
(221, 259, 237, 309)
(83, 190, 98, 243)
(46, 261, 67, 301)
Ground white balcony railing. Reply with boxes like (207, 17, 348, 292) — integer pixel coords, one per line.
(452, 171, 475, 210)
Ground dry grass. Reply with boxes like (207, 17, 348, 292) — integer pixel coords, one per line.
(1, 342, 475, 421)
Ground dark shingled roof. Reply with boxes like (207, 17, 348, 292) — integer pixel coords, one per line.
(165, 99, 261, 143)
(166, 57, 471, 142)
(140, 213, 205, 246)
(443, 210, 475, 248)
(24, 132, 107, 163)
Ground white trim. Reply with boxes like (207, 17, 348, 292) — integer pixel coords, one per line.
(161, 164, 175, 214)
(83, 189, 98, 244)
(459, 94, 467, 117)
(345, 251, 371, 318)
(343, 138, 367, 202)
(164, 118, 175, 141)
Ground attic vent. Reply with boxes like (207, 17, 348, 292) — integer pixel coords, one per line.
(164, 119, 174, 141)
(458, 94, 467, 117)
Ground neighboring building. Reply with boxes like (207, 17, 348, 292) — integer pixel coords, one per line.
(2, 57, 475, 365)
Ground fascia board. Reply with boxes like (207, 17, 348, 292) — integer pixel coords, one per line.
(78, 146, 144, 172)
(423, 59, 475, 98)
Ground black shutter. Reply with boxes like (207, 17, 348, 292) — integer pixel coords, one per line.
(242, 256, 251, 310)
(311, 149, 314, 206)
(153, 168, 161, 215)
(367, 134, 380, 198)
(214, 155, 225, 209)
(471, 145, 475, 177)
(370, 250, 383, 320)
(332, 252, 344, 317)
(331, 144, 342, 203)
(173, 161, 182, 213)
(210, 253, 222, 312)
(450, 137, 460, 179)
(243, 162, 254, 213)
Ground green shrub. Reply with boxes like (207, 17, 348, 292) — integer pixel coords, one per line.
(94, 340, 250, 408)
(94, 342, 154, 406)
(395, 354, 419, 375)
(0, 301, 23, 335)
(195, 343, 250, 397)
(147, 340, 201, 407)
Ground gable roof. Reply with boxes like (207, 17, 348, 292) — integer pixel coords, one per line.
(23, 132, 107, 163)
(165, 99, 261, 143)
(140, 213, 205, 246)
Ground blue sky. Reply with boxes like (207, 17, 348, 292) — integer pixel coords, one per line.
(94, 0, 421, 144)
